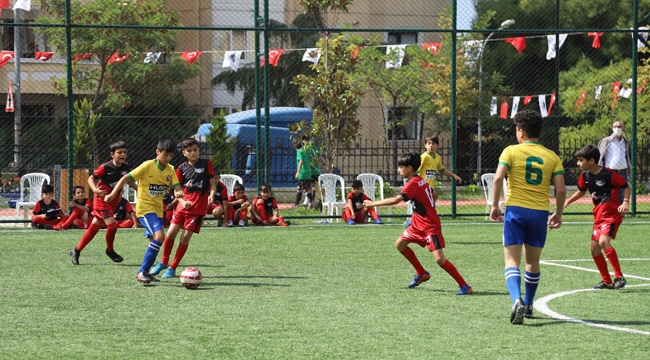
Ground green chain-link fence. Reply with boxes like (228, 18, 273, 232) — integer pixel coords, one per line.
(1, 0, 649, 224)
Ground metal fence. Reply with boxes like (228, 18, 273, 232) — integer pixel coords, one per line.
(1, 0, 650, 223)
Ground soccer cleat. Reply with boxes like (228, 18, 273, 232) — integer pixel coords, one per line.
(227, 221, 233, 227)
(70, 247, 80, 265)
(374, 218, 384, 225)
(456, 284, 473, 295)
(510, 298, 525, 325)
(43, 225, 54, 230)
(162, 268, 176, 279)
(591, 280, 615, 289)
(403, 220, 411, 229)
(347, 219, 356, 225)
(53, 224, 67, 231)
(277, 221, 290, 227)
(105, 250, 123, 263)
(150, 262, 169, 275)
(238, 220, 246, 227)
(408, 271, 431, 288)
(524, 305, 534, 318)
(614, 276, 627, 289)
(137, 271, 157, 284)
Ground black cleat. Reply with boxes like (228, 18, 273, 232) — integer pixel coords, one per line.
(137, 272, 157, 284)
(524, 305, 533, 318)
(70, 247, 80, 265)
(591, 280, 614, 289)
(613, 276, 627, 289)
(510, 298, 525, 325)
(106, 250, 123, 263)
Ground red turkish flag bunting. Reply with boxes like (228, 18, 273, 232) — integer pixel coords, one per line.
(35, 52, 54, 61)
(588, 32, 604, 49)
(0, 51, 15, 68)
(523, 95, 533, 105)
(499, 101, 509, 119)
(0, 0, 9, 9)
(505, 37, 526, 54)
(73, 53, 92, 62)
(351, 46, 364, 59)
(422, 42, 442, 53)
(181, 51, 202, 65)
(107, 53, 131, 64)
(612, 82, 621, 108)
(548, 93, 556, 114)
(260, 49, 284, 67)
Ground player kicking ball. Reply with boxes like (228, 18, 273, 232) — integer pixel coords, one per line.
(363, 152, 472, 295)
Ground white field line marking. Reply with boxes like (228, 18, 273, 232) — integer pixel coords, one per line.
(534, 284, 650, 335)
(540, 260, 650, 281)
(544, 258, 650, 262)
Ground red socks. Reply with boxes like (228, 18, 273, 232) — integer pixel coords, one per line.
(604, 247, 623, 278)
(440, 259, 468, 287)
(400, 247, 426, 275)
(105, 223, 118, 252)
(161, 236, 175, 265)
(76, 223, 101, 251)
(593, 253, 613, 284)
(170, 243, 188, 270)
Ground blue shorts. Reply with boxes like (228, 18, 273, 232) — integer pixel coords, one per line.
(503, 206, 549, 248)
(138, 213, 164, 238)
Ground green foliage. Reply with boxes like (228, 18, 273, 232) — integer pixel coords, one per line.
(206, 111, 234, 172)
(293, 34, 363, 173)
(71, 99, 100, 165)
(36, 0, 198, 115)
(381, 181, 396, 198)
(637, 182, 649, 195)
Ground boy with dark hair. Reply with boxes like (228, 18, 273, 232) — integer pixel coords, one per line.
(250, 183, 290, 226)
(418, 135, 462, 191)
(294, 140, 313, 207)
(114, 197, 138, 228)
(227, 182, 250, 227)
(70, 141, 133, 265)
(105, 138, 182, 284)
(564, 145, 628, 290)
(150, 138, 216, 279)
(343, 179, 382, 225)
(31, 184, 64, 229)
(363, 152, 472, 295)
(490, 110, 565, 325)
(208, 169, 229, 228)
(54, 185, 92, 230)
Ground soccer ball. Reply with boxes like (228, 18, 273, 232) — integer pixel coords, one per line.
(180, 267, 202, 289)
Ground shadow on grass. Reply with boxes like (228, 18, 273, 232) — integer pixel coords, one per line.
(211, 275, 308, 280)
(454, 242, 503, 245)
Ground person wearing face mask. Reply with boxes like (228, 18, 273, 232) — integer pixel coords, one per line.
(597, 121, 631, 205)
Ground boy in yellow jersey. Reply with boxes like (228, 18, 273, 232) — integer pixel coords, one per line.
(418, 135, 462, 192)
(490, 110, 566, 325)
(106, 138, 183, 284)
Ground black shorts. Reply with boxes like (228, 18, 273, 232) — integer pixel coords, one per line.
(298, 179, 312, 190)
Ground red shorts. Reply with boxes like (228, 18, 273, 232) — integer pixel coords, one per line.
(171, 212, 204, 234)
(208, 203, 224, 214)
(92, 209, 115, 219)
(591, 221, 620, 241)
(400, 227, 445, 252)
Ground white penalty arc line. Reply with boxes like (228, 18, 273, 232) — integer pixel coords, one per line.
(534, 284, 650, 335)
(540, 260, 650, 281)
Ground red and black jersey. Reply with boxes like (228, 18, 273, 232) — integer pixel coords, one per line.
(33, 199, 62, 220)
(400, 175, 442, 233)
(252, 196, 278, 215)
(578, 167, 628, 221)
(228, 195, 249, 211)
(175, 159, 214, 215)
(346, 192, 370, 213)
(69, 198, 92, 215)
(114, 198, 134, 221)
(92, 160, 130, 211)
(213, 182, 227, 205)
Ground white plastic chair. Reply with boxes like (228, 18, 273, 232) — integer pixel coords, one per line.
(221, 174, 243, 197)
(122, 183, 137, 206)
(481, 173, 507, 219)
(318, 174, 347, 222)
(15, 173, 51, 221)
(356, 173, 385, 215)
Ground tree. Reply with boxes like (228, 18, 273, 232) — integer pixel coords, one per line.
(71, 98, 100, 166)
(206, 111, 235, 172)
(293, 34, 363, 173)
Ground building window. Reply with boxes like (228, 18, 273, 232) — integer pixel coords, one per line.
(2, 21, 47, 57)
(385, 107, 422, 141)
(387, 32, 418, 45)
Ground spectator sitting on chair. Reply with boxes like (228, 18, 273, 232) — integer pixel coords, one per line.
(31, 184, 66, 230)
